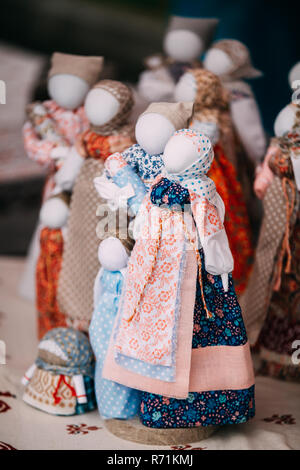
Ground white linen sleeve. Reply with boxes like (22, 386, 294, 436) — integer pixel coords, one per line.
(230, 97, 267, 164)
(201, 228, 234, 276)
(54, 145, 85, 191)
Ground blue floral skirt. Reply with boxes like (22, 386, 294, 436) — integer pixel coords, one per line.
(139, 250, 255, 428)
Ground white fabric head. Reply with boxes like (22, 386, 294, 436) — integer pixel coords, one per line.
(84, 88, 120, 126)
(164, 30, 204, 62)
(39, 197, 69, 229)
(288, 62, 300, 90)
(98, 237, 129, 271)
(163, 128, 216, 202)
(274, 104, 297, 137)
(203, 49, 234, 77)
(48, 74, 89, 110)
(135, 113, 175, 155)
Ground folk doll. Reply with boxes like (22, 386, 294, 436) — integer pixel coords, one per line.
(20, 53, 103, 303)
(89, 237, 141, 420)
(23, 52, 103, 199)
(241, 103, 300, 382)
(102, 129, 255, 429)
(174, 68, 253, 295)
(22, 328, 96, 415)
(204, 40, 266, 215)
(137, 16, 218, 103)
(35, 192, 70, 339)
(96, 101, 194, 220)
(57, 80, 135, 332)
(89, 156, 147, 419)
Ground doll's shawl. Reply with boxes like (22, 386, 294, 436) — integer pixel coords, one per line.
(113, 180, 224, 372)
(35, 328, 95, 378)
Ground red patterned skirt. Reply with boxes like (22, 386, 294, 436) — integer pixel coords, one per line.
(208, 144, 254, 295)
(36, 228, 67, 339)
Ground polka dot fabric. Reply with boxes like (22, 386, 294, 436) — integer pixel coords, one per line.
(89, 270, 140, 419)
(164, 129, 217, 203)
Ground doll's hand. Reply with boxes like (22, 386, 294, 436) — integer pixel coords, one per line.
(221, 273, 229, 292)
(94, 175, 135, 210)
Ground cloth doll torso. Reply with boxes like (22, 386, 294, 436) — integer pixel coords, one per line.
(57, 130, 134, 332)
(89, 270, 141, 419)
(102, 177, 255, 428)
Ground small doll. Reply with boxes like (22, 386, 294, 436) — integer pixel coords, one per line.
(175, 68, 253, 295)
(22, 328, 96, 415)
(241, 102, 300, 383)
(204, 39, 266, 166)
(102, 129, 255, 429)
(20, 53, 103, 304)
(97, 101, 194, 221)
(89, 237, 141, 420)
(137, 16, 218, 103)
(23, 52, 103, 198)
(57, 80, 135, 332)
(35, 192, 70, 339)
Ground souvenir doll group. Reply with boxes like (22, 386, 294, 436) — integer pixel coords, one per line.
(20, 14, 300, 437)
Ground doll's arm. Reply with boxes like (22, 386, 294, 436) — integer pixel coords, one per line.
(230, 97, 267, 164)
(23, 122, 58, 167)
(72, 375, 87, 404)
(54, 145, 85, 191)
(193, 198, 233, 290)
(21, 364, 37, 386)
(254, 144, 279, 199)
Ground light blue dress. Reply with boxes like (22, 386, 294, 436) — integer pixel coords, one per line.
(89, 269, 141, 419)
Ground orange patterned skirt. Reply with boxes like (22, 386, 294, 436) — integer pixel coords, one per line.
(36, 228, 67, 339)
(208, 144, 254, 295)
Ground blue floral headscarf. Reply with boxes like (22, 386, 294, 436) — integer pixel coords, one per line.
(35, 328, 95, 378)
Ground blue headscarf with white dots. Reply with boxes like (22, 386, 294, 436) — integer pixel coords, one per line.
(163, 128, 217, 204)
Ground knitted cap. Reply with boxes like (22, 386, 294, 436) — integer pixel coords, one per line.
(167, 16, 219, 49)
(48, 52, 104, 86)
(141, 102, 194, 130)
(92, 80, 134, 134)
(210, 39, 262, 80)
(189, 68, 229, 111)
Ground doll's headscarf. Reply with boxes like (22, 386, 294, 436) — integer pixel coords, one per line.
(209, 39, 262, 81)
(163, 128, 217, 203)
(35, 327, 94, 378)
(91, 80, 134, 136)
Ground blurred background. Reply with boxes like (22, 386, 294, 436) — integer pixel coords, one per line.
(0, 0, 299, 255)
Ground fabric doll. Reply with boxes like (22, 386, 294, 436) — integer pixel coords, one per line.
(96, 101, 194, 223)
(89, 154, 147, 419)
(204, 40, 266, 214)
(22, 328, 96, 415)
(137, 16, 218, 103)
(175, 68, 253, 295)
(57, 80, 135, 333)
(35, 192, 71, 339)
(241, 103, 300, 382)
(102, 129, 255, 429)
(89, 237, 141, 420)
(23, 52, 103, 199)
(20, 53, 103, 304)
